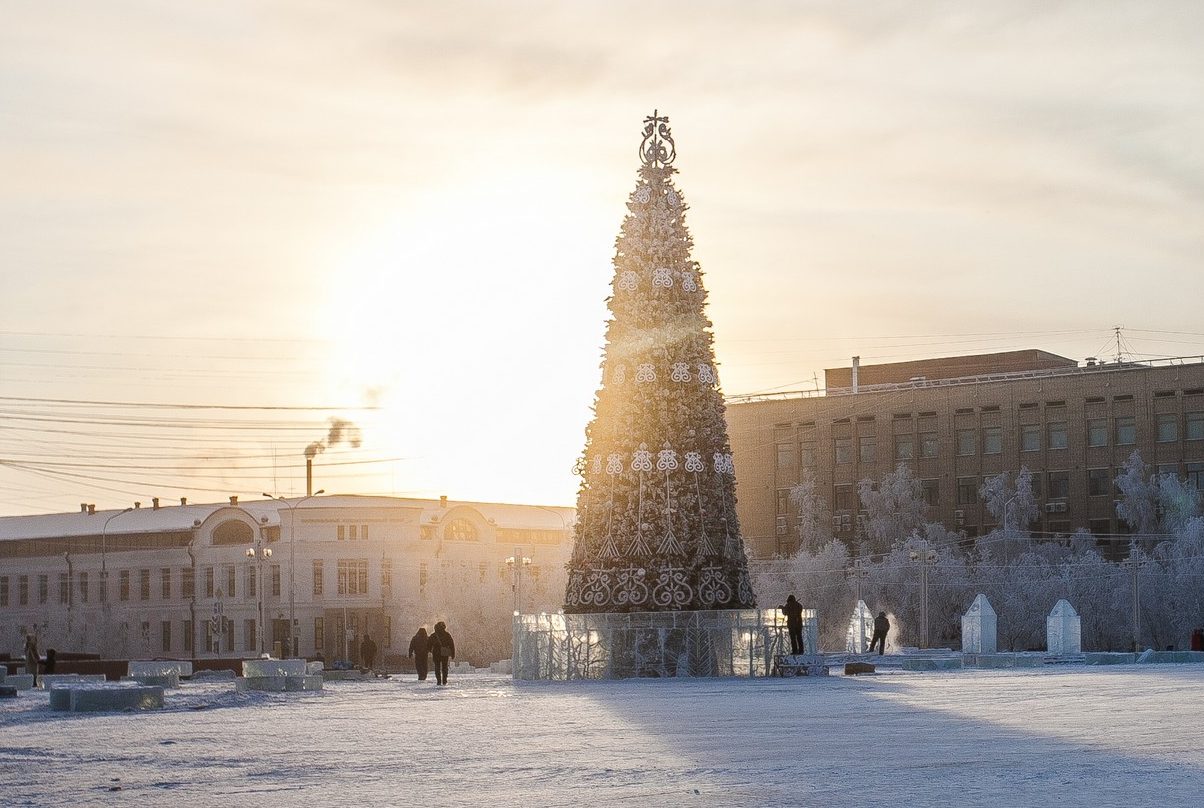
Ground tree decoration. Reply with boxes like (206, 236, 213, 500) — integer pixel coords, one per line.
(564, 111, 756, 613)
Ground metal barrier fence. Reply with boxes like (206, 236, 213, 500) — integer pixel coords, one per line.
(513, 608, 819, 680)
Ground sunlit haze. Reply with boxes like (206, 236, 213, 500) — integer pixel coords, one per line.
(3, 1, 1203, 515)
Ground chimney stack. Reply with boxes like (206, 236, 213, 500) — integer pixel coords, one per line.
(229, 495, 238, 506)
(81, 503, 88, 513)
(306, 457, 313, 497)
(852, 356, 860, 394)
(439, 495, 448, 508)
(152, 497, 160, 510)
(180, 497, 188, 506)
(134, 501, 141, 509)
(87, 504, 96, 515)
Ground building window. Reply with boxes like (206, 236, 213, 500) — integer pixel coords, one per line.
(161, 620, 172, 652)
(1187, 462, 1204, 491)
(119, 571, 130, 602)
(247, 566, 257, 598)
(313, 560, 324, 596)
(776, 442, 794, 469)
(19, 575, 29, 605)
(383, 559, 393, 592)
(337, 560, 369, 596)
(1115, 416, 1136, 445)
(0, 576, 7, 607)
(894, 434, 914, 461)
(314, 617, 325, 651)
(1021, 424, 1041, 452)
(800, 441, 816, 467)
(419, 562, 428, 593)
(776, 489, 789, 515)
(226, 565, 236, 599)
(956, 429, 976, 456)
(1048, 471, 1070, 499)
(1087, 468, 1111, 497)
(383, 615, 392, 649)
(79, 571, 88, 603)
(360, 524, 369, 540)
(983, 427, 1002, 455)
(1087, 418, 1107, 448)
(1048, 421, 1068, 450)
(245, 620, 257, 652)
(920, 479, 939, 507)
(205, 567, 214, 598)
(161, 568, 171, 600)
(920, 432, 938, 459)
(59, 572, 69, 604)
(834, 485, 857, 512)
(139, 569, 151, 601)
(446, 519, 478, 541)
(99, 571, 107, 603)
(182, 567, 194, 599)
(183, 620, 193, 652)
(957, 477, 978, 506)
(859, 436, 877, 464)
(834, 437, 852, 465)
(38, 574, 48, 604)
(1156, 413, 1178, 443)
(271, 565, 281, 597)
(337, 525, 345, 541)
(1187, 412, 1204, 441)
(1088, 519, 1111, 537)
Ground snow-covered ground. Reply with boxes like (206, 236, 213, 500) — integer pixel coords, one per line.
(3, 666, 1203, 807)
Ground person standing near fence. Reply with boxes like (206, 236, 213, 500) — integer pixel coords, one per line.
(780, 595, 805, 655)
(869, 611, 890, 655)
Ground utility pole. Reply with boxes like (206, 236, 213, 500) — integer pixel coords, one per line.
(1125, 539, 1143, 652)
(909, 542, 938, 648)
(848, 557, 870, 604)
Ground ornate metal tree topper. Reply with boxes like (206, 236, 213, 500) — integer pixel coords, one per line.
(639, 109, 676, 167)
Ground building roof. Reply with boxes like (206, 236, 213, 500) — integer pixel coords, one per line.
(824, 349, 1077, 389)
(0, 495, 575, 543)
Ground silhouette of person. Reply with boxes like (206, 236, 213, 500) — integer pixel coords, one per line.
(780, 594, 805, 655)
(361, 634, 377, 670)
(408, 627, 430, 681)
(870, 611, 890, 655)
(429, 621, 455, 686)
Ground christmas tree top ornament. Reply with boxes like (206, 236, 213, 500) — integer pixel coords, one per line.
(563, 112, 756, 613)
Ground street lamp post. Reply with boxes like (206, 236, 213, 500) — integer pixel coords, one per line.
(505, 548, 532, 615)
(263, 491, 323, 658)
(246, 540, 273, 657)
(909, 541, 939, 648)
(100, 507, 133, 657)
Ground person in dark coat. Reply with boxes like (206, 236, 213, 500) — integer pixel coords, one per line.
(429, 621, 455, 686)
(24, 634, 39, 680)
(408, 627, 430, 681)
(870, 611, 890, 655)
(780, 595, 805, 655)
(44, 648, 57, 674)
(360, 634, 377, 671)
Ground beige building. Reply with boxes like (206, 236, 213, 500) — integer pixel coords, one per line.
(727, 351, 1204, 559)
(0, 495, 573, 664)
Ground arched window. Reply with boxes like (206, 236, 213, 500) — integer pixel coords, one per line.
(445, 519, 478, 542)
(212, 520, 254, 546)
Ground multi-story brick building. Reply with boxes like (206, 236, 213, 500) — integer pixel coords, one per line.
(0, 495, 573, 664)
(727, 350, 1204, 559)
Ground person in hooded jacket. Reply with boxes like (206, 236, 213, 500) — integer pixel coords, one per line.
(870, 611, 890, 655)
(361, 634, 377, 671)
(408, 627, 430, 681)
(429, 621, 455, 686)
(780, 594, 805, 655)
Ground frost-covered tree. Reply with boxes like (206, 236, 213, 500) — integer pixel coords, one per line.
(980, 468, 1039, 535)
(564, 113, 754, 613)
(857, 463, 928, 554)
(789, 469, 831, 552)
(1115, 451, 1158, 538)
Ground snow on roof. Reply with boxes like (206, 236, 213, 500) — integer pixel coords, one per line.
(0, 495, 576, 542)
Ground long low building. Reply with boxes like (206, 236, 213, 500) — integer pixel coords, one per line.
(0, 495, 574, 663)
(727, 351, 1204, 558)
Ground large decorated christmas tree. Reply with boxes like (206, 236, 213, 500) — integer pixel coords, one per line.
(564, 112, 756, 614)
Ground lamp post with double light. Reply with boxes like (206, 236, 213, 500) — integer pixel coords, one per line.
(245, 540, 273, 657)
(263, 490, 323, 657)
(100, 507, 133, 656)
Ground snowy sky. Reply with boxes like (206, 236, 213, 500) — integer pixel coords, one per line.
(2, 1, 1203, 514)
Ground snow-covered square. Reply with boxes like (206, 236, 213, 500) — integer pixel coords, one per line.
(3, 666, 1203, 807)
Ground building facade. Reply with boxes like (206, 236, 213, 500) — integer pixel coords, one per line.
(727, 351, 1204, 559)
(0, 495, 573, 664)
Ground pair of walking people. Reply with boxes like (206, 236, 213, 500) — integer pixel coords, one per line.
(407, 621, 455, 685)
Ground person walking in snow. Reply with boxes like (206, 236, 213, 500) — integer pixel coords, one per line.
(869, 611, 890, 655)
(408, 627, 430, 681)
(429, 621, 455, 686)
(360, 634, 377, 671)
(24, 634, 39, 680)
(780, 594, 805, 655)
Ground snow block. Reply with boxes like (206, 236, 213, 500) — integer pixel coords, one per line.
(242, 658, 306, 678)
(1046, 600, 1082, 655)
(48, 686, 73, 711)
(773, 654, 829, 677)
(305, 661, 325, 675)
(961, 594, 997, 654)
(236, 674, 323, 692)
(844, 662, 876, 675)
(69, 684, 164, 712)
(38, 673, 107, 689)
(128, 660, 192, 678)
(964, 653, 1044, 669)
(846, 600, 874, 654)
(192, 668, 236, 680)
(1085, 652, 1137, 665)
(123, 673, 180, 688)
(6, 674, 35, 690)
(901, 657, 963, 671)
(0, 685, 17, 698)
(490, 659, 513, 675)
(1149, 651, 1204, 664)
(0, 666, 6, 683)
(322, 669, 367, 681)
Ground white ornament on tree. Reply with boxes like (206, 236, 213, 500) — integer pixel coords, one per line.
(634, 185, 651, 204)
(697, 364, 716, 385)
(681, 272, 698, 292)
(684, 451, 704, 473)
(631, 444, 653, 473)
(635, 363, 656, 383)
(652, 267, 673, 288)
(618, 270, 638, 291)
(670, 362, 691, 382)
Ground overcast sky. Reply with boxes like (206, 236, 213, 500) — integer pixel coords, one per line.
(2, 1, 1203, 515)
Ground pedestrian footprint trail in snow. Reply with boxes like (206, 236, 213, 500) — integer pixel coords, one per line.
(2, 667, 1203, 807)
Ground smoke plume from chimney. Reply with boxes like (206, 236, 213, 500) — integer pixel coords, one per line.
(305, 417, 362, 459)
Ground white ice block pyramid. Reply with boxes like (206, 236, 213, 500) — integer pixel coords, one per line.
(1046, 599, 1082, 655)
(846, 600, 875, 654)
(961, 593, 997, 654)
